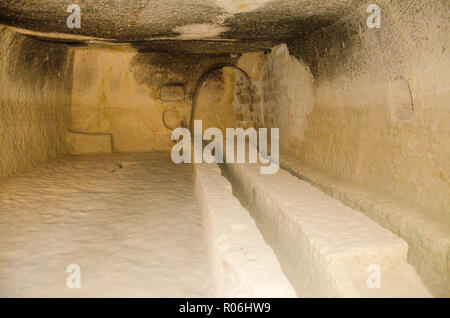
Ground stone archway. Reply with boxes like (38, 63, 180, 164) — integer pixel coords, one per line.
(190, 65, 256, 134)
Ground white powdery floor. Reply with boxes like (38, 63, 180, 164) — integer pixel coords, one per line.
(0, 153, 211, 297)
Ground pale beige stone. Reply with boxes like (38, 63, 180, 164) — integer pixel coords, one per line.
(65, 132, 112, 154)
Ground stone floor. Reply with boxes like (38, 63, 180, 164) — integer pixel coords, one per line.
(0, 152, 211, 297)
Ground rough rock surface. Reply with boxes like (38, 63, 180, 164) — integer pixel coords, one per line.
(0, 153, 210, 297)
(0, 26, 73, 179)
(0, 0, 362, 53)
(224, 161, 431, 297)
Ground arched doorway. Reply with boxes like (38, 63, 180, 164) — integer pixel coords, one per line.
(189, 65, 255, 134)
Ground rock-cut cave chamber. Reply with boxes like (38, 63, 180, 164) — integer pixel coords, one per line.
(0, 0, 448, 298)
